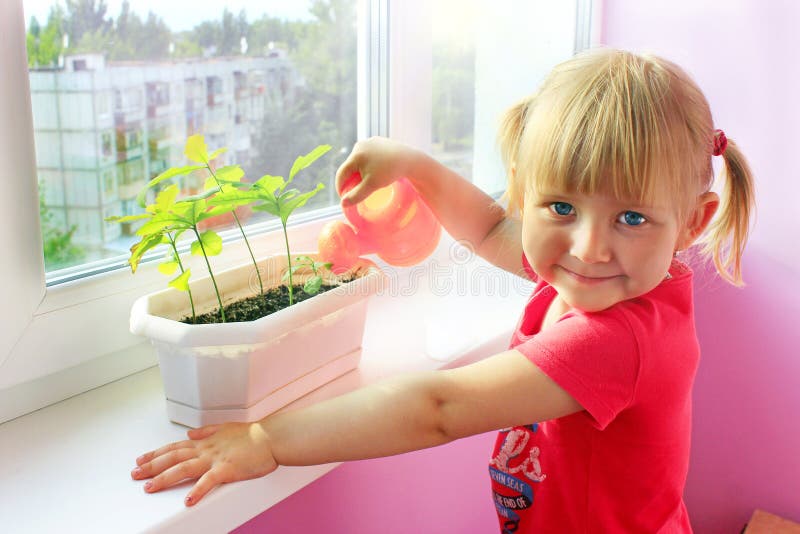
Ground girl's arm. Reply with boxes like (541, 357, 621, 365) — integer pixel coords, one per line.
(132, 351, 582, 505)
(335, 137, 525, 276)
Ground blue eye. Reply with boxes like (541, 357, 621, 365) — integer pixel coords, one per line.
(550, 202, 574, 216)
(619, 211, 646, 226)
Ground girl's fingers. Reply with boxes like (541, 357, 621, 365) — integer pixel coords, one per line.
(143, 457, 208, 494)
(133, 447, 198, 480)
(334, 156, 359, 195)
(136, 439, 196, 466)
(187, 424, 221, 440)
(342, 183, 367, 206)
(185, 468, 223, 507)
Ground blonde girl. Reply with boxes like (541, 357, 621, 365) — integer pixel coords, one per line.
(131, 48, 754, 533)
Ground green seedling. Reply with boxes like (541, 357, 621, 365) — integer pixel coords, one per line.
(135, 135, 266, 296)
(209, 144, 331, 306)
(283, 255, 333, 296)
(108, 178, 236, 322)
(107, 185, 198, 322)
(107, 138, 333, 323)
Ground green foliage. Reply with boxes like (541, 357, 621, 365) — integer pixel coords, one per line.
(209, 144, 330, 306)
(283, 255, 332, 296)
(107, 136, 331, 322)
(39, 187, 85, 271)
(64, 0, 111, 45)
(26, 7, 65, 68)
(432, 39, 475, 150)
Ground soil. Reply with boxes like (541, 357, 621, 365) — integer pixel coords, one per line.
(182, 282, 345, 324)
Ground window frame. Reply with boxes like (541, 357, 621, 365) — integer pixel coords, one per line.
(0, 0, 381, 423)
(0, 0, 599, 424)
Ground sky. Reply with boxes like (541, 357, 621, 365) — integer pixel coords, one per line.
(23, 0, 313, 32)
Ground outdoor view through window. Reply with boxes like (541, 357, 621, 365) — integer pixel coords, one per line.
(23, 0, 361, 274)
(23, 0, 480, 277)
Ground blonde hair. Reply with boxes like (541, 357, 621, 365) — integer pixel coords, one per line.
(498, 48, 755, 286)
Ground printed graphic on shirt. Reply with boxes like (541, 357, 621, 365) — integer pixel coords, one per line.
(489, 424, 544, 534)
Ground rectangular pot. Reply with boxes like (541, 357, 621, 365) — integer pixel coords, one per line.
(130, 253, 384, 427)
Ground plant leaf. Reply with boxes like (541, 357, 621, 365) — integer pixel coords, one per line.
(208, 147, 228, 163)
(168, 269, 191, 291)
(288, 145, 331, 182)
(158, 261, 179, 275)
(278, 183, 325, 223)
(303, 276, 323, 295)
(136, 212, 190, 236)
(197, 203, 237, 222)
(136, 164, 204, 207)
(253, 174, 285, 195)
(185, 134, 209, 164)
(105, 213, 150, 223)
(129, 233, 165, 273)
(207, 188, 260, 208)
(154, 184, 180, 212)
(191, 230, 222, 256)
(314, 261, 332, 272)
(215, 165, 245, 183)
(203, 175, 218, 191)
(251, 196, 281, 217)
(179, 187, 221, 204)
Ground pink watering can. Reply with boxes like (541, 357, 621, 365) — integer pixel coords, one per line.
(318, 172, 442, 273)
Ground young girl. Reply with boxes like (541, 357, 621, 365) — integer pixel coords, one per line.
(131, 48, 754, 532)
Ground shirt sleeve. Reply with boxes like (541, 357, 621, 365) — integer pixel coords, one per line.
(514, 310, 640, 430)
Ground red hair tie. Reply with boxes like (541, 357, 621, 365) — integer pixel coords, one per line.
(713, 129, 728, 156)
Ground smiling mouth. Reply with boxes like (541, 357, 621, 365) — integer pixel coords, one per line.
(560, 266, 620, 284)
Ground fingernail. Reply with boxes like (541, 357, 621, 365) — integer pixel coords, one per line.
(132, 467, 142, 478)
(185, 495, 194, 506)
(144, 481, 153, 491)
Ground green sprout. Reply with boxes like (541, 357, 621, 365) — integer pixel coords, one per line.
(107, 138, 332, 323)
(209, 144, 331, 306)
(283, 255, 333, 296)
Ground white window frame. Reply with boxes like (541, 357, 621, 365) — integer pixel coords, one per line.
(0, 0, 599, 424)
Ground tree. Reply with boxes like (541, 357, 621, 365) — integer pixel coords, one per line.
(26, 7, 65, 68)
(39, 188, 85, 271)
(64, 0, 111, 46)
(252, 0, 357, 208)
(432, 40, 475, 150)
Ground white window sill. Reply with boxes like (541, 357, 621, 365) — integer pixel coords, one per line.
(0, 252, 531, 533)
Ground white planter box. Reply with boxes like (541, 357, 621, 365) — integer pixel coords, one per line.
(130, 254, 384, 427)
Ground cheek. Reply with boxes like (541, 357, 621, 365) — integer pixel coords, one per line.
(523, 228, 565, 275)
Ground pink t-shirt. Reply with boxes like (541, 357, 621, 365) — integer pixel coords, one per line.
(489, 256, 698, 533)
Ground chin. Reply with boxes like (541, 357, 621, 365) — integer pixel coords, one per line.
(561, 293, 622, 313)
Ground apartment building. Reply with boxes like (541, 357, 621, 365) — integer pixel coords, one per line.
(29, 50, 301, 253)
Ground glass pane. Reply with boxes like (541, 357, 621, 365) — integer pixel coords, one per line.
(431, 1, 579, 195)
(24, 0, 357, 273)
(431, 1, 476, 183)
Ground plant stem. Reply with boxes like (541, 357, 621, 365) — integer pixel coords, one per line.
(206, 163, 264, 295)
(167, 233, 196, 323)
(192, 226, 226, 323)
(281, 220, 294, 306)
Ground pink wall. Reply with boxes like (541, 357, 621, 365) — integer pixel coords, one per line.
(236, 2, 800, 532)
(600, 0, 800, 531)
(234, 432, 499, 533)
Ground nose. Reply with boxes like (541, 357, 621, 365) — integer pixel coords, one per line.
(570, 221, 612, 264)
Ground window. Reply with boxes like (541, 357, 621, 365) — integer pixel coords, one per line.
(24, 0, 358, 278)
(1, 0, 596, 424)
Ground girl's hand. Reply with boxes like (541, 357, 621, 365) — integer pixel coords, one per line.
(335, 137, 422, 206)
(131, 422, 277, 506)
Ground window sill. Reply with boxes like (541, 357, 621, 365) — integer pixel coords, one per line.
(0, 249, 531, 533)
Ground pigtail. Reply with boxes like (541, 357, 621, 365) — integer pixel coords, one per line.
(699, 138, 756, 286)
(497, 95, 534, 215)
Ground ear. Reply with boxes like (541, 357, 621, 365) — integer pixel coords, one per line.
(675, 192, 719, 251)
